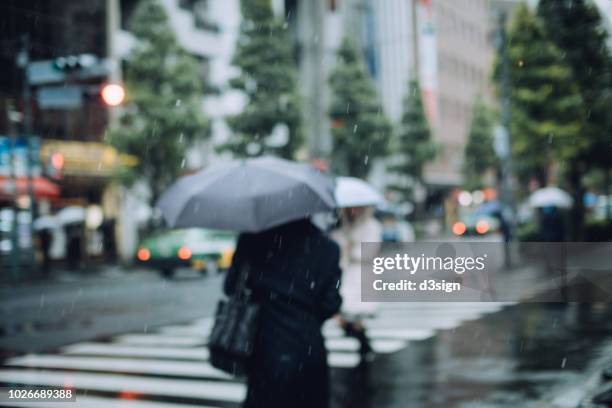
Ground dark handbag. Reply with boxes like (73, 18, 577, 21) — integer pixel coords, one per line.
(209, 264, 260, 377)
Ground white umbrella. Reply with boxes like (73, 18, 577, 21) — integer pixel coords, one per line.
(335, 177, 385, 208)
(33, 215, 60, 230)
(529, 186, 573, 209)
(57, 206, 86, 225)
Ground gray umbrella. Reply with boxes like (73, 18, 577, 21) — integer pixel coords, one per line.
(156, 157, 336, 232)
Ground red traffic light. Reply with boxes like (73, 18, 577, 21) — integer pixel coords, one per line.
(101, 83, 125, 106)
(51, 153, 64, 169)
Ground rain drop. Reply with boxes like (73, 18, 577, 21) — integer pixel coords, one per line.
(175, 99, 182, 107)
(364, 155, 369, 165)
(353, 125, 358, 133)
(561, 357, 567, 368)
(181, 158, 186, 168)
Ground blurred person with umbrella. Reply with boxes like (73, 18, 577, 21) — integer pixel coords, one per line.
(332, 177, 384, 359)
(33, 215, 59, 276)
(58, 206, 86, 271)
(529, 186, 573, 242)
(157, 157, 342, 408)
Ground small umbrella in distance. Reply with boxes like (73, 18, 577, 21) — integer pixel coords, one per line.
(156, 157, 336, 233)
(57, 206, 86, 225)
(334, 176, 385, 208)
(529, 186, 573, 209)
(33, 215, 60, 231)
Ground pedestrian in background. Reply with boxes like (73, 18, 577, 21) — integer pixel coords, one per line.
(332, 206, 382, 358)
(38, 228, 52, 276)
(224, 218, 342, 408)
(66, 224, 83, 271)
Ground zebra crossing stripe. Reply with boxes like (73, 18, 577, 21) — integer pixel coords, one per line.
(114, 335, 205, 347)
(63, 344, 210, 360)
(0, 369, 247, 403)
(325, 338, 407, 354)
(0, 395, 215, 408)
(378, 302, 510, 311)
(4, 355, 232, 380)
(327, 353, 361, 368)
(6, 349, 368, 372)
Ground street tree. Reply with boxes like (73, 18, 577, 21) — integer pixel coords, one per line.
(221, 0, 302, 159)
(329, 38, 392, 178)
(109, 0, 208, 205)
(496, 4, 584, 187)
(538, 0, 612, 231)
(387, 78, 436, 202)
(462, 96, 497, 191)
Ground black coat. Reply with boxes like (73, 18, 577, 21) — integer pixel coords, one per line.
(224, 219, 342, 408)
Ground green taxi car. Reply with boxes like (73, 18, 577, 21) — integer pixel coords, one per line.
(136, 228, 237, 278)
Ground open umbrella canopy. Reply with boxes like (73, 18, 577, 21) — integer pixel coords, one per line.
(156, 157, 336, 232)
(335, 177, 385, 208)
(57, 206, 86, 225)
(529, 186, 573, 209)
(33, 215, 60, 230)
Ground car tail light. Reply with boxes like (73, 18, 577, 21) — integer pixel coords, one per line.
(452, 222, 467, 236)
(476, 220, 489, 234)
(137, 247, 151, 261)
(178, 246, 192, 260)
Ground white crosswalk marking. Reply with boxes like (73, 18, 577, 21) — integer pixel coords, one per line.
(1, 395, 215, 408)
(0, 302, 513, 408)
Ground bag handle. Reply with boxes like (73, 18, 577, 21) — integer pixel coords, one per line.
(235, 263, 252, 301)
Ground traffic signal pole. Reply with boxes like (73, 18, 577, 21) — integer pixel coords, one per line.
(21, 36, 37, 217)
(497, 11, 515, 268)
(5, 101, 20, 282)
(18, 34, 37, 270)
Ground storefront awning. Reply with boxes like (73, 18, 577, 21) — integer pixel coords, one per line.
(40, 140, 137, 178)
(0, 176, 60, 199)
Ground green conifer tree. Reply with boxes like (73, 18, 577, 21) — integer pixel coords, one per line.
(387, 79, 436, 202)
(463, 96, 497, 191)
(221, 0, 302, 158)
(538, 0, 612, 233)
(329, 38, 392, 178)
(496, 4, 584, 186)
(110, 0, 208, 205)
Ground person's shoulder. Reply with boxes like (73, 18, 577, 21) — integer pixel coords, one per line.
(318, 234, 341, 257)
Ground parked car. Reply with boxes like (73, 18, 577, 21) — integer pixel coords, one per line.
(452, 211, 501, 237)
(136, 228, 236, 278)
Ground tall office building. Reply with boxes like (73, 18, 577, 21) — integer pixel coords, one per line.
(422, 0, 494, 190)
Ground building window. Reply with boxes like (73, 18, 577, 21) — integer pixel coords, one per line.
(193, 0, 220, 32)
(179, 0, 198, 10)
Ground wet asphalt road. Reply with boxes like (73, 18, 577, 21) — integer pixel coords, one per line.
(338, 303, 612, 408)
(2, 268, 612, 407)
